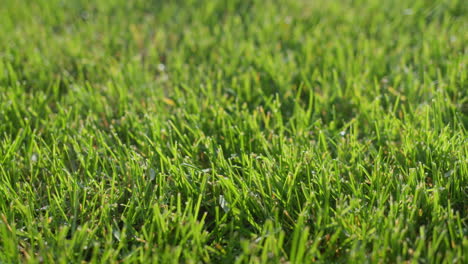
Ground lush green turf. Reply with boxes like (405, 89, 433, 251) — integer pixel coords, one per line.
(0, 0, 467, 263)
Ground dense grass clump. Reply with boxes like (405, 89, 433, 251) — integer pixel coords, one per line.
(0, 0, 467, 263)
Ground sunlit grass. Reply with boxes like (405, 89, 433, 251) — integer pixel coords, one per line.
(0, 0, 467, 263)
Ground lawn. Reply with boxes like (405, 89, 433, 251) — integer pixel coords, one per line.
(0, 0, 467, 263)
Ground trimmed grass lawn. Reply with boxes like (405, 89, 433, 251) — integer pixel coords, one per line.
(0, 0, 467, 263)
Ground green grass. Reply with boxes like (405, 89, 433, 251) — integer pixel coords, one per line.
(0, 0, 467, 263)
